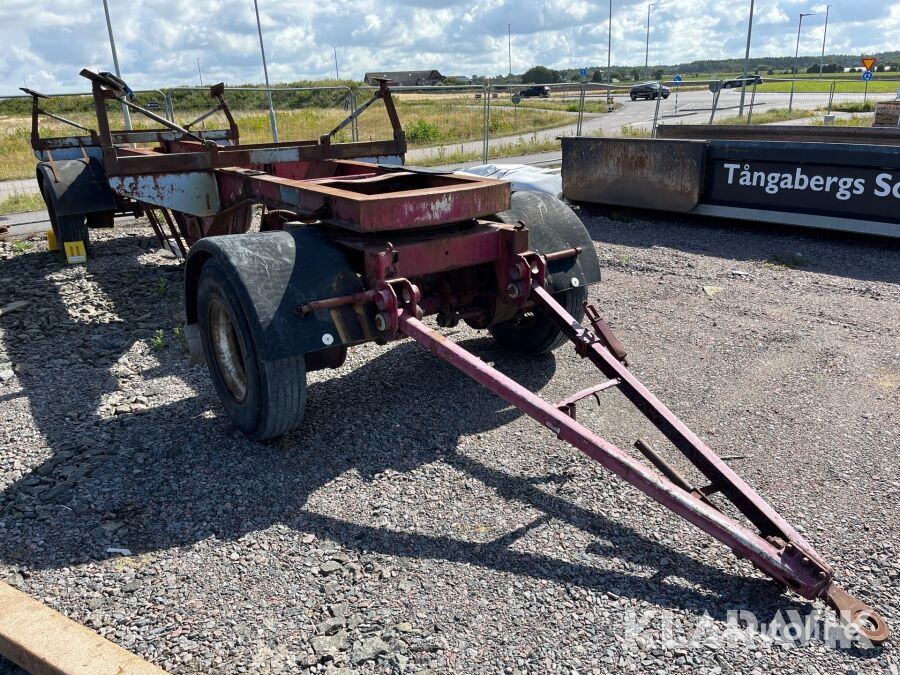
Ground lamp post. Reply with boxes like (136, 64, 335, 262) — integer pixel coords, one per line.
(252, 0, 279, 142)
(607, 0, 613, 85)
(789, 12, 815, 111)
(644, 2, 657, 79)
(508, 24, 512, 77)
(738, 0, 755, 116)
(819, 4, 832, 78)
(333, 45, 340, 80)
(101, 0, 132, 130)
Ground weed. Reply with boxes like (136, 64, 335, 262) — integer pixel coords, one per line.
(826, 100, 876, 113)
(405, 119, 443, 144)
(173, 326, 189, 354)
(765, 253, 810, 270)
(12, 240, 32, 252)
(155, 277, 167, 298)
(150, 329, 166, 351)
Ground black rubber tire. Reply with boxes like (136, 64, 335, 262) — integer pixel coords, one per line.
(489, 285, 587, 355)
(41, 186, 90, 256)
(630, 93, 637, 101)
(196, 259, 307, 440)
(57, 214, 90, 253)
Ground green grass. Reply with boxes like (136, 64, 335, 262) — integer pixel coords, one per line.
(12, 240, 33, 252)
(813, 114, 874, 127)
(413, 134, 564, 167)
(755, 79, 899, 94)
(716, 108, 816, 125)
(617, 124, 652, 138)
(826, 100, 877, 113)
(0, 191, 44, 214)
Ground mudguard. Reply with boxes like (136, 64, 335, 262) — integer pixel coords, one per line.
(490, 191, 601, 292)
(185, 227, 377, 361)
(35, 158, 117, 216)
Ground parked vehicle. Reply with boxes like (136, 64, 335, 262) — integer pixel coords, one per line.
(629, 82, 669, 101)
(518, 85, 551, 98)
(721, 74, 763, 88)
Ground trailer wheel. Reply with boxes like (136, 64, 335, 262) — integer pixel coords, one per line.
(41, 187, 90, 256)
(489, 285, 587, 355)
(197, 259, 307, 440)
(56, 214, 90, 252)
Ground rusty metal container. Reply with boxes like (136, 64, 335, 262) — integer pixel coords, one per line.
(561, 137, 707, 213)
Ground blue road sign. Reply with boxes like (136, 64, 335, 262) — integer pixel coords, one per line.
(673, 74, 683, 84)
(579, 68, 587, 77)
(862, 70, 873, 81)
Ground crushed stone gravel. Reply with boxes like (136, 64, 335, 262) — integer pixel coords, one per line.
(0, 209, 897, 674)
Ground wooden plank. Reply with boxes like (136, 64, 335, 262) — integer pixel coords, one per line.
(0, 582, 166, 675)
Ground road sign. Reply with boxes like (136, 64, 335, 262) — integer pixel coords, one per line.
(862, 70, 873, 81)
(861, 57, 877, 71)
(673, 74, 683, 85)
(511, 93, 522, 105)
(579, 68, 587, 77)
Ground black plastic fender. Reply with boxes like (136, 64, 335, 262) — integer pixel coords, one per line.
(489, 191, 601, 292)
(35, 158, 117, 216)
(185, 227, 376, 361)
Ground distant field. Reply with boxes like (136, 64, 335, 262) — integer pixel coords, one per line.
(0, 96, 573, 182)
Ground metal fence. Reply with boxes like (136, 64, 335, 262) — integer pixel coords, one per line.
(2, 78, 897, 224)
(0, 89, 167, 225)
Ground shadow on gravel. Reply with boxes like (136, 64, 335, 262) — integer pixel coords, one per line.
(578, 204, 900, 286)
(0, 231, 877, 649)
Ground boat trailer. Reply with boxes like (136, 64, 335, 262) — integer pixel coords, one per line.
(77, 70, 890, 645)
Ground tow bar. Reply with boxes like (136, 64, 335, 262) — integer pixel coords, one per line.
(391, 269, 890, 645)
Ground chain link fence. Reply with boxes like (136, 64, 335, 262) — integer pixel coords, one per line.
(0, 89, 166, 226)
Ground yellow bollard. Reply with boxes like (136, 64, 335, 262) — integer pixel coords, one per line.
(46, 229, 58, 251)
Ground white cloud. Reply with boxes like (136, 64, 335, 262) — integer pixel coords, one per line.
(1, 0, 897, 93)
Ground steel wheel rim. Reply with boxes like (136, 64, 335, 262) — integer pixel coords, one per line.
(208, 298, 248, 403)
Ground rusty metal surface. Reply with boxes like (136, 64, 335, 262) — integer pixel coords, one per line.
(561, 137, 707, 212)
(216, 166, 511, 232)
(109, 171, 222, 216)
(0, 581, 167, 674)
(657, 123, 900, 146)
(393, 278, 890, 645)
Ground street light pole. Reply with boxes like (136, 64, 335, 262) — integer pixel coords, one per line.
(738, 0, 755, 116)
(508, 24, 512, 77)
(333, 45, 340, 80)
(252, 0, 279, 142)
(607, 0, 613, 85)
(819, 4, 831, 78)
(101, 0, 132, 130)
(644, 3, 657, 79)
(789, 12, 815, 111)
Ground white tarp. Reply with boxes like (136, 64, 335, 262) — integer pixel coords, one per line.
(455, 163, 562, 198)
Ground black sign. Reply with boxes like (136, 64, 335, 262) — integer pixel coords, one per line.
(706, 159, 900, 223)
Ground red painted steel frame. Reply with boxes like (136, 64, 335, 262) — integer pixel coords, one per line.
(397, 284, 890, 645)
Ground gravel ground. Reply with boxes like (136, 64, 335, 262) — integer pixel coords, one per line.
(0, 210, 898, 675)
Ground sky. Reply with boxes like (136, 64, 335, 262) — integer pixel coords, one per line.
(1, 0, 898, 94)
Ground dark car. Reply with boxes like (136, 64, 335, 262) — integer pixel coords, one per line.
(519, 85, 551, 98)
(629, 82, 670, 101)
(721, 74, 763, 89)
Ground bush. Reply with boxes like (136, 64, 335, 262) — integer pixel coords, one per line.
(404, 119, 442, 144)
